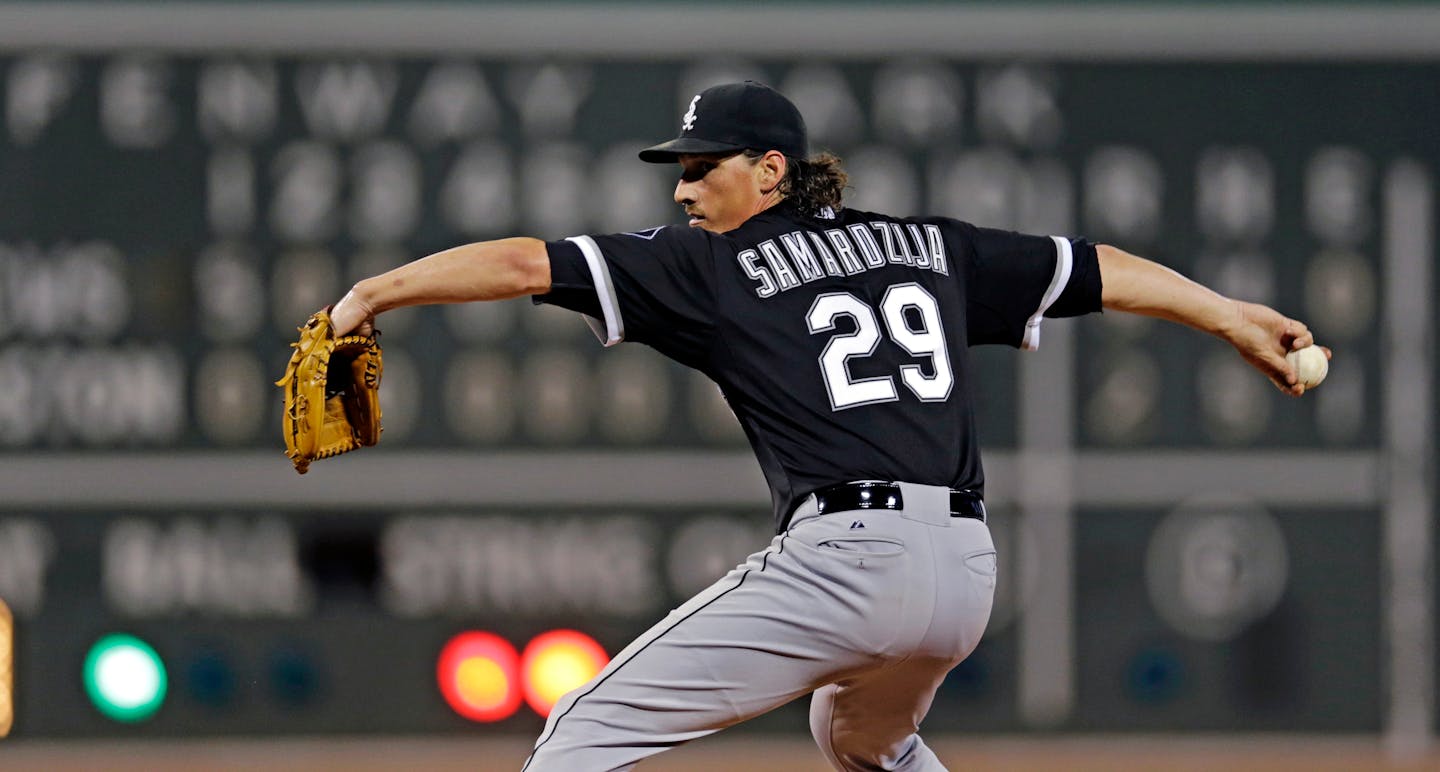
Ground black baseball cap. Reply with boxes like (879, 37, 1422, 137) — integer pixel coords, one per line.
(639, 81, 808, 163)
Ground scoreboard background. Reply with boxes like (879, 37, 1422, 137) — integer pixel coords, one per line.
(0, 0, 1435, 762)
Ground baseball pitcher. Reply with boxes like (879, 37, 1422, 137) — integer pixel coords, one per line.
(314, 82, 1328, 771)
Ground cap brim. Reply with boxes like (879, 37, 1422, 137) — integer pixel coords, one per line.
(638, 137, 746, 163)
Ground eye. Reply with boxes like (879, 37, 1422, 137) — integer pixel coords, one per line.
(680, 161, 717, 183)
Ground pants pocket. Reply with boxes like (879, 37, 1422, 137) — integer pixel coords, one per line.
(963, 549, 997, 578)
(817, 535, 906, 558)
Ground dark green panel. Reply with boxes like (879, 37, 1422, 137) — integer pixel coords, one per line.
(1074, 505, 1382, 731)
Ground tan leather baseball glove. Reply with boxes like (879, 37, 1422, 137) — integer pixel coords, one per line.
(275, 309, 383, 474)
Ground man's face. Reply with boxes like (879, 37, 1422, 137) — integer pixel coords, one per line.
(673, 152, 768, 233)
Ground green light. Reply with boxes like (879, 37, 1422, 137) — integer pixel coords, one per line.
(83, 634, 167, 722)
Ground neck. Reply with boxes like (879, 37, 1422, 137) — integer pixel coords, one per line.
(750, 191, 787, 219)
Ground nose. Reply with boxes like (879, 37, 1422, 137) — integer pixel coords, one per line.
(674, 178, 695, 206)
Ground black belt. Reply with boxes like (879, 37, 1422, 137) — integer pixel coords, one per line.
(793, 481, 986, 528)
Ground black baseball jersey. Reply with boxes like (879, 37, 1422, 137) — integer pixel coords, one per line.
(539, 202, 1102, 531)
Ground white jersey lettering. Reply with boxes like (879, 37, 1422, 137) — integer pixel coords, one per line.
(806, 232, 846, 278)
(779, 232, 826, 283)
(758, 239, 801, 292)
(825, 228, 866, 275)
(738, 225, 953, 298)
(924, 224, 949, 276)
(737, 248, 778, 298)
(848, 223, 887, 268)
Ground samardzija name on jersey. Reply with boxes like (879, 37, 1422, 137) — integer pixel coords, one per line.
(737, 222, 949, 298)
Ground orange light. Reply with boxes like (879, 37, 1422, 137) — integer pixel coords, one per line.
(1, 599, 12, 737)
(521, 630, 609, 717)
(437, 632, 521, 722)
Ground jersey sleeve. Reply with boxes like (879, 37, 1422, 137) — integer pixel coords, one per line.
(958, 223, 1103, 349)
(534, 225, 719, 365)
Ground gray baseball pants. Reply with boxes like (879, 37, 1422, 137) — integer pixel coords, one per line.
(523, 481, 997, 771)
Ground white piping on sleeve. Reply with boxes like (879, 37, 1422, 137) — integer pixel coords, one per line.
(567, 235, 624, 347)
(1021, 236, 1075, 351)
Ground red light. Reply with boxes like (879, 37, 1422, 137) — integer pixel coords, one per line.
(521, 630, 609, 717)
(437, 631, 522, 722)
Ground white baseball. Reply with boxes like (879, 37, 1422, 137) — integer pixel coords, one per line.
(1286, 345, 1328, 390)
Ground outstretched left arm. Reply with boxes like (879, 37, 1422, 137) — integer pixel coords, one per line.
(329, 237, 552, 336)
(1097, 244, 1330, 396)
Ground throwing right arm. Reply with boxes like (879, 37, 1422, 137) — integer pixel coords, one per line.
(1097, 244, 1328, 396)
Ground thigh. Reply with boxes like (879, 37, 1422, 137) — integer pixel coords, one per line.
(809, 656, 956, 771)
(524, 531, 884, 771)
(808, 518, 997, 771)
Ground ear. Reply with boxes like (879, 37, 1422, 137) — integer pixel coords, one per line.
(756, 150, 788, 194)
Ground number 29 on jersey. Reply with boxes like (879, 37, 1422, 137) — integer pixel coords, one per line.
(806, 282, 954, 411)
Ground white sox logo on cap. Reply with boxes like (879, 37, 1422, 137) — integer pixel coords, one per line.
(639, 81, 807, 163)
(681, 94, 701, 130)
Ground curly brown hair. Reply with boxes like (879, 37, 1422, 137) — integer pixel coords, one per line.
(744, 149, 849, 216)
